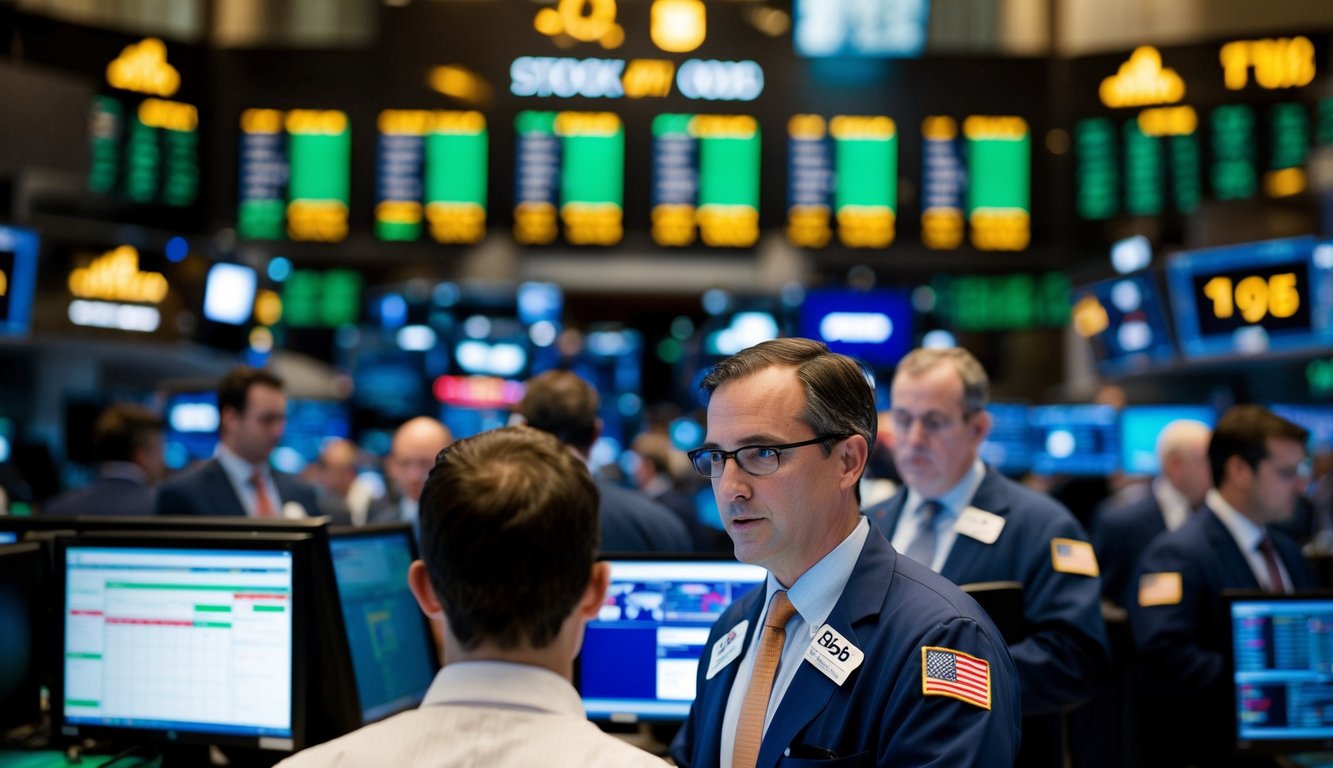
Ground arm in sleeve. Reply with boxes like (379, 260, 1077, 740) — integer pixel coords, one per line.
(1128, 540, 1221, 696)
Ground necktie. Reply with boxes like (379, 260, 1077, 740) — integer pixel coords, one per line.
(903, 500, 943, 569)
(251, 468, 276, 518)
(1258, 537, 1288, 594)
(733, 590, 798, 768)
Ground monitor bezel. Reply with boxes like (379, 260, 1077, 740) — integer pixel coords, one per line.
(1223, 589, 1333, 754)
(52, 530, 313, 753)
(0, 542, 45, 731)
(328, 522, 441, 724)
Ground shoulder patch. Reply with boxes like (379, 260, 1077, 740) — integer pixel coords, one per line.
(1050, 538, 1099, 577)
(1138, 572, 1183, 607)
(921, 646, 991, 709)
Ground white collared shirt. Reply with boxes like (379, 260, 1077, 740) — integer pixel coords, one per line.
(276, 661, 665, 767)
(891, 459, 988, 572)
(718, 517, 871, 768)
(1153, 475, 1193, 532)
(215, 444, 282, 518)
(1207, 489, 1292, 593)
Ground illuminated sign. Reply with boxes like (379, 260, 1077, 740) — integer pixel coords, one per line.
(1211, 104, 1256, 201)
(281, 270, 362, 328)
(509, 56, 763, 101)
(1100, 47, 1185, 109)
(794, 0, 929, 58)
(534, 0, 624, 48)
(653, 114, 761, 248)
(68, 246, 167, 304)
(1220, 37, 1316, 91)
(238, 109, 351, 242)
(375, 110, 488, 244)
(1266, 102, 1309, 198)
(433, 375, 526, 408)
(1071, 274, 1176, 373)
(921, 116, 965, 250)
(651, 0, 706, 53)
(800, 288, 912, 366)
(1138, 105, 1197, 137)
(0, 226, 38, 338)
(514, 110, 624, 246)
(68, 300, 160, 333)
(932, 272, 1069, 331)
(964, 116, 1030, 251)
(786, 115, 898, 249)
(105, 38, 179, 97)
(89, 94, 200, 207)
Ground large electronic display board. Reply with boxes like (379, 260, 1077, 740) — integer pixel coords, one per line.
(1166, 236, 1333, 359)
(513, 110, 624, 247)
(652, 114, 762, 248)
(964, 116, 1031, 251)
(786, 115, 897, 249)
(0, 226, 39, 338)
(1071, 273, 1176, 374)
(90, 94, 200, 208)
(238, 109, 351, 242)
(375, 110, 488, 244)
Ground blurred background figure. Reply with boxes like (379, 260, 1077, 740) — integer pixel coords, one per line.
(44, 403, 165, 517)
(629, 430, 727, 553)
(310, 437, 370, 525)
(1091, 419, 1212, 608)
(369, 416, 453, 531)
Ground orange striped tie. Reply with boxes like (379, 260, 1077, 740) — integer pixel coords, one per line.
(251, 468, 276, 518)
(733, 590, 798, 768)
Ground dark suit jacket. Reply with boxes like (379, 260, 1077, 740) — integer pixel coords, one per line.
(44, 477, 156, 517)
(864, 468, 1110, 716)
(671, 528, 1021, 768)
(1129, 507, 1315, 766)
(1090, 491, 1169, 608)
(597, 479, 693, 553)
(367, 494, 406, 525)
(154, 458, 319, 518)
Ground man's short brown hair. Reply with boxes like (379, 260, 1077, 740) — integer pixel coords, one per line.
(514, 370, 599, 450)
(1209, 404, 1309, 487)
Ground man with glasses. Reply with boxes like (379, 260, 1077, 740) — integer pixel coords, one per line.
(864, 347, 1109, 768)
(1129, 405, 1313, 768)
(672, 338, 1020, 768)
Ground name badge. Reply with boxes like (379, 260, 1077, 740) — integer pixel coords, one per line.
(955, 506, 1004, 545)
(706, 620, 749, 680)
(804, 624, 864, 686)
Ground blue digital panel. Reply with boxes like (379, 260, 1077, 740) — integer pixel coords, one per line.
(1269, 404, 1333, 454)
(277, 400, 351, 471)
(1229, 596, 1333, 749)
(0, 226, 39, 338)
(1071, 273, 1176, 374)
(164, 391, 220, 469)
(1166, 236, 1333, 360)
(1029, 404, 1120, 476)
(980, 403, 1032, 474)
(580, 559, 766, 721)
(799, 288, 912, 368)
(329, 531, 435, 725)
(794, 0, 930, 57)
(1119, 405, 1217, 475)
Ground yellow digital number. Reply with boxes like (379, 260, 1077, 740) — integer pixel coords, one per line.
(1202, 272, 1300, 323)
(698, 207, 759, 247)
(652, 205, 697, 247)
(241, 109, 283, 135)
(1203, 276, 1235, 319)
(787, 206, 831, 248)
(562, 204, 622, 245)
(1268, 272, 1300, 318)
(427, 203, 485, 244)
(514, 203, 558, 245)
(969, 210, 1030, 251)
(836, 207, 894, 248)
(921, 209, 963, 250)
(287, 201, 349, 242)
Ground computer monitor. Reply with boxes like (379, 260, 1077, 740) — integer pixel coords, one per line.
(328, 525, 438, 725)
(1225, 591, 1333, 753)
(1269, 404, 1333, 455)
(0, 542, 43, 731)
(1029, 404, 1120, 476)
(578, 557, 767, 721)
(55, 531, 312, 752)
(1119, 405, 1217, 475)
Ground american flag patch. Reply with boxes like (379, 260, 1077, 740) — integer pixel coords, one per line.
(921, 646, 991, 709)
(1050, 538, 1099, 577)
(1138, 572, 1183, 607)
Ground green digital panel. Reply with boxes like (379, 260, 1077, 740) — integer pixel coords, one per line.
(282, 269, 362, 328)
(1269, 102, 1309, 171)
(1123, 121, 1163, 217)
(125, 116, 160, 204)
(835, 132, 896, 211)
(1318, 98, 1333, 146)
(427, 129, 487, 207)
(238, 201, 285, 240)
(1211, 104, 1256, 201)
(1075, 118, 1118, 220)
(932, 272, 1070, 331)
(89, 96, 122, 195)
(966, 131, 1030, 212)
(1170, 134, 1201, 213)
(699, 133, 760, 209)
(559, 126, 623, 207)
(289, 129, 350, 204)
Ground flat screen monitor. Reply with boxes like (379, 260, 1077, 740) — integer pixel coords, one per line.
(578, 557, 766, 721)
(0, 225, 39, 338)
(1029, 404, 1120, 476)
(328, 525, 437, 724)
(56, 532, 311, 752)
(1070, 273, 1176, 374)
(1269, 404, 1333, 454)
(980, 403, 1032, 474)
(798, 287, 913, 369)
(0, 542, 43, 730)
(1165, 236, 1333, 360)
(1226, 592, 1333, 752)
(1119, 405, 1217, 475)
(163, 391, 220, 470)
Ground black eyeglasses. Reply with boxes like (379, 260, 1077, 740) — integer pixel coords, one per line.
(687, 435, 852, 478)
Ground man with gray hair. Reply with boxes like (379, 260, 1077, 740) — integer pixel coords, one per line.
(1091, 419, 1212, 607)
(865, 346, 1109, 768)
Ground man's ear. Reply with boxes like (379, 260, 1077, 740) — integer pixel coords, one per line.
(408, 560, 444, 620)
(839, 434, 870, 492)
(578, 561, 611, 620)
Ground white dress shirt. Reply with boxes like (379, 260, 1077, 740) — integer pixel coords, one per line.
(1207, 489, 1292, 593)
(215, 444, 283, 518)
(718, 517, 870, 768)
(276, 661, 666, 767)
(1152, 475, 1193, 532)
(890, 459, 987, 572)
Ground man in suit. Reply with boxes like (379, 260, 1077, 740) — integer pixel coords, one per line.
(1091, 418, 1212, 607)
(155, 367, 318, 518)
(672, 338, 1020, 768)
(45, 403, 165, 516)
(515, 371, 692, 553)
(1130, 405, 1314, 767)
(863, 347, 1109, 768)
(277, 426, 665, 767)
(368, 417, 453, 529)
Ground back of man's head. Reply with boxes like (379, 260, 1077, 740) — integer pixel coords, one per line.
(514, 370, 599, 451)
(1209, 404, 1309, 489)
(418, 425, 600, 651)
(93, 403, 163, 465)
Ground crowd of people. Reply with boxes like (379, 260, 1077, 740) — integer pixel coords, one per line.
(4, 340, 1332, 767)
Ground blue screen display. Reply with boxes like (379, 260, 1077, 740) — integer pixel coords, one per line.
(981, 404, 1032, 474)
(799, 288, 913, 368)
(580, 559, 766, 721)
(329, 531, 435, 724)
(0, 226, 39, 338)
(164, 392, 220, 469)
(1071, 273, 1176, 374)
(1029, 404, 1120, 476)
(1120, 405, 1217, 475)
(1269, 404, 1333, 454)
(1229, 596, 1333, 747)
(1166, 236, 1333, 360)
(276, 400, 351, 471)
